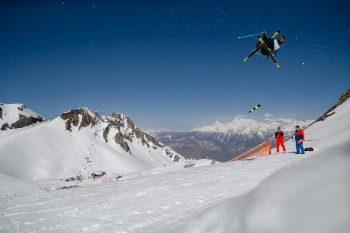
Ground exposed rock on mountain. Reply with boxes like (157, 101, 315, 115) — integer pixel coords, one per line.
(0, 104, 46, 131)
(58, 108, 183, 161)
(0, 106, 185, 180)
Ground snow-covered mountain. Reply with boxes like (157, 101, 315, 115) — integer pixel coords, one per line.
(0, 107, 184, 181)
(193, 116, 309, 135)
(157, 117, 313, 162)
(0, 103, 46, 131)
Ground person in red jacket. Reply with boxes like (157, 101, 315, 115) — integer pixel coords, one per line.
(275, 127, 286, 154)
(293, 125, 305, 154)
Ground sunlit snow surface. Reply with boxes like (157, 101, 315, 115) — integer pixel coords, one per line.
(1, 100, 349, 232)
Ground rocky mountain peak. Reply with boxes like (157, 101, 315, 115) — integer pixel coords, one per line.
(59, 108, 183, 162)
(60, 108, 98, 131)
(0, 103, 47, 131)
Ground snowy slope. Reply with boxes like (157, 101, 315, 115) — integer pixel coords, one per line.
(0, 99, 349, 233)
(0, 108, 184, 181)
(0, 103, 46, 131)
(178, 141, 350, 233)
(178, 99, 350, 233)
(0, 152, 312, 232)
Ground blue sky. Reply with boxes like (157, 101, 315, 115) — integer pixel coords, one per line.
(1, 0, 349, 130)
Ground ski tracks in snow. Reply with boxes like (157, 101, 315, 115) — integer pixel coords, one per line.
(0, 154, 306, 232)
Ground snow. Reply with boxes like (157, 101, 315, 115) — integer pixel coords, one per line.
(0, 103, 44, 126)
(0, 100, 349, 232)
(0, 155, 309, 232)
(178, 100, 350, 233)
(178, 140, 350, 233)
(192, 115, 312, 136)
(0, 110, 181, 181)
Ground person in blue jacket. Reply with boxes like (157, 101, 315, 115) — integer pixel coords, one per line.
(292, 125, 305, 154)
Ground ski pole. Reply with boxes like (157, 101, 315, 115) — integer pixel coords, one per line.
(256, 51, 268, 60)
(237, 33, 259, 39)
(251, 50, 269, 60)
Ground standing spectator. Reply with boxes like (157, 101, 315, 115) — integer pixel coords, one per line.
(275, 127, 286, 154)
(293, 125, 305, 154)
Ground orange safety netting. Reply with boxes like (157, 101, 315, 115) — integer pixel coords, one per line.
(229, 139, 272, 161)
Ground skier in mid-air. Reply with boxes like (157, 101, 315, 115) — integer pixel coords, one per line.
(257, 31, 285, 66)
(243, 29, 285, 67)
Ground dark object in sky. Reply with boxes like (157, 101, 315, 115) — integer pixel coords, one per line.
(249, 104, 261, 113)
(258, 36, 280, 68)
(243, 30, 281, 68)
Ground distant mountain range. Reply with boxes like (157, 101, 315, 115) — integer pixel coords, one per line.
(153, 116, 313, 162)
(0, 104, 184, 180)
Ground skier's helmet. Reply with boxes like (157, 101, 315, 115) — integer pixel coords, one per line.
(278, 36, 285, 44)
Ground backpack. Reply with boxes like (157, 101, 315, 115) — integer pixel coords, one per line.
(304, 147, 314, 151)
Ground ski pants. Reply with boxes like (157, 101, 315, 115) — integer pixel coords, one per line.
(256, 35, 274, 55)
(276, 141, 286, 153)
(296, 142, 304, 154)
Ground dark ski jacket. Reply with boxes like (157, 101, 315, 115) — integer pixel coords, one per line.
(293, 129, 305, 143)
(258, 34, 281, 57)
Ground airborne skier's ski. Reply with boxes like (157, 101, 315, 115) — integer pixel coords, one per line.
(243, 29, 280, 63)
